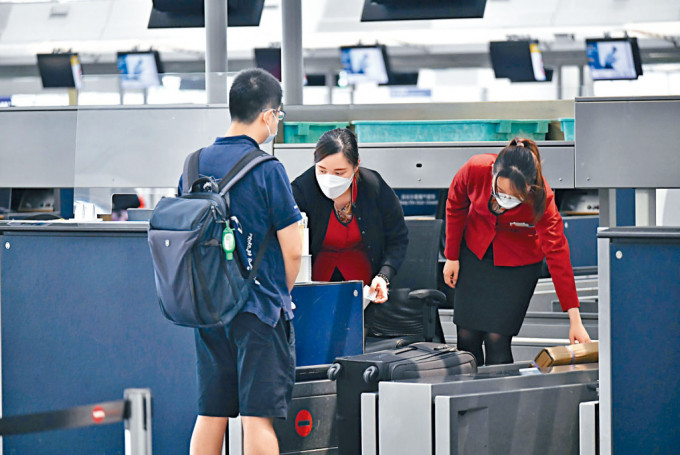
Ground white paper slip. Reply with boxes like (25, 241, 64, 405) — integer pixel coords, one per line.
(363, 285, 377, 310)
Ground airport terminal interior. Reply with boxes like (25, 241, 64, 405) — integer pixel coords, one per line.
(0, 0, 678, 454)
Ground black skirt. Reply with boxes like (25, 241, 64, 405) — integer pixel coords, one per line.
(453, 242, 542, 336)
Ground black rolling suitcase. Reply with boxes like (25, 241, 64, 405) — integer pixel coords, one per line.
(327, 342, 477, 455)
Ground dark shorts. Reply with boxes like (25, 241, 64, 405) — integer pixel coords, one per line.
(194, 311, 296, 418)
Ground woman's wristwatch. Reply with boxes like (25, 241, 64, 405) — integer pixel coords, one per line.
(375, 273, 390, 286)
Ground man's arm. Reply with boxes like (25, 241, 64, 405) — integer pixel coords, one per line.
(277, 222, 302, 292)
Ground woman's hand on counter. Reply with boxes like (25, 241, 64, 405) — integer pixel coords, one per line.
(370, 275, 389, 304)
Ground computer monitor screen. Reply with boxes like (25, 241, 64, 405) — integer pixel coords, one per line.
(0, 189, 10, 215)
(340, 45, 390, 85)
(361, 0, 487, 21)
(254, 48, 282, 81)
(384, 71, 419, 86)
(586, 38, 643, 80)
(305, 74, 327, 87)
(15, 189, 55, 213)
(117, 51, 164, 89)
(37, 53, 83, 89)
(489, 41, 547, 82)
(148, 0, 264, 28)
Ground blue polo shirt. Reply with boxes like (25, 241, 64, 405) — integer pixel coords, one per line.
(179, 135, 301, 327)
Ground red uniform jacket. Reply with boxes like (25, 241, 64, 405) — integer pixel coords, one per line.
(444, 154, 579, 312)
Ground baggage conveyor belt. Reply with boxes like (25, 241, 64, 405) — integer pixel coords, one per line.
(228, 362, 598, 455)
(373, 363, 598, 455)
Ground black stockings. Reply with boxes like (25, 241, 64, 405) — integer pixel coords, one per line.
(456, 326, 513, 366)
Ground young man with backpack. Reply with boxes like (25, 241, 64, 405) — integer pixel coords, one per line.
(187, 68, 302, 455)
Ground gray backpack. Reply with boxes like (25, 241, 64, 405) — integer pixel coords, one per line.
(148, 148, 276, 328)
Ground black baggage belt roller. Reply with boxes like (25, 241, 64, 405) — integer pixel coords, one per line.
(328, 342, 477, 455)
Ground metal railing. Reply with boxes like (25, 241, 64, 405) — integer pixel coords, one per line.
(0, 388, 152, 455)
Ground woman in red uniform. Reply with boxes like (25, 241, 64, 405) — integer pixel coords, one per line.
(291, 128, 408, 302)
(443, 138, 591, 365)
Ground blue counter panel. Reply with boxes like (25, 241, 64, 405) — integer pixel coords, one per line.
(291, 281, 364, 366)
(1, 232, 196, 454)
(0, 229, 364, 453)
(609, 241, 680, 454)
(563, 215, 598, 269)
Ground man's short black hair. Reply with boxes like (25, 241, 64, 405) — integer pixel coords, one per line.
(229, 68, 283, 124)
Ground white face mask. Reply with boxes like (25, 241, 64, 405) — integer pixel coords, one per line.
(494, 193, 523, 210)
(316, 172, 354, 200)
(492, 179, 523, 210)
(261, 110, 278, 145)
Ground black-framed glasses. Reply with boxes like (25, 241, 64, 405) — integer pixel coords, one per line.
(263, 108, 286, 121)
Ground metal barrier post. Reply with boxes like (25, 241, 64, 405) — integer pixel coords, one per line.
(124, 388, 152, 455)
(579, 401, 599, 455)
(228, 416, 244, 455)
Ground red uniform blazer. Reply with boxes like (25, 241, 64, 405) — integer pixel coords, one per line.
(444, 154, 579, 312)
(312, 182, 373, 285)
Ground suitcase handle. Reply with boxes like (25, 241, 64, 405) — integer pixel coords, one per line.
(327, 363, 342, 381)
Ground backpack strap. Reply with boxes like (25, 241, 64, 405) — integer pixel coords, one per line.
(181, 149, 203, 195)
(217, 148, 279, 283)
(223, 149, 278, 283)
(218, 149, 278, 197)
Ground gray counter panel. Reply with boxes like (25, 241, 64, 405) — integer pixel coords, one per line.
(574, 97, 680, 188)
(378, 365, 598, 455)
(434, 383, 598, 455)
(283, 100, 576, 122)
(74, 106, 230, 188)
(275, 142, 574, 189)
(0, 109, 77, 187)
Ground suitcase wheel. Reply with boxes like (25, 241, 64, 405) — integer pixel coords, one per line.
(363, 366, 379, 384)
(327, 363, 342, 381)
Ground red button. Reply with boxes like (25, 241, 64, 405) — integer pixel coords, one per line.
(294, 409, 313, 438)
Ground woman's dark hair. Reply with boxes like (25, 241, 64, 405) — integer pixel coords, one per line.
(493, 137, 547, 220)
(313, 128, 359, 167)
(229, 68, 282, 124)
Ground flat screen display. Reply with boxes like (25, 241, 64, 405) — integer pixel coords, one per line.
(0, 189, 10, 214)
(586, 38, 643, 80)
(361, 0, 487, 21)
(254, 48, 281, 81)
(383, 71, 419, 86)
(148, 0, 264, 28)
(340, 45, 390, 85)
(304, 74, 327, 86)
(489, 41, 547, 82)
(117, 51, 163, 89)
(37, 53, 83, 89)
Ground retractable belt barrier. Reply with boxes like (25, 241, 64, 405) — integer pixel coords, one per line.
(0, 388, 152, 455)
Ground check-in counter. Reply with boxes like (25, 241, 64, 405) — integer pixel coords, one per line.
(0, 221, 196, 454)
(597, 227, 680, 455)
(0, 221, 362, 454)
